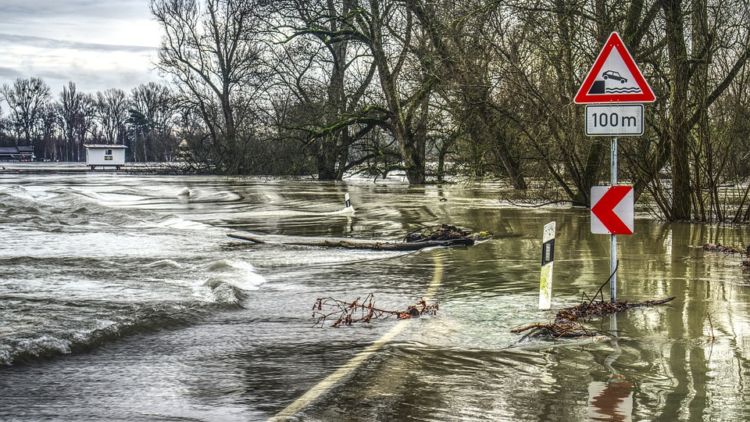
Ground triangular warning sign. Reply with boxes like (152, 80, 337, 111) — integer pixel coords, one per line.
(574, 32, 655, 104)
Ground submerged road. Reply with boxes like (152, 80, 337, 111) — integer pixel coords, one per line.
(1, 171, 750, 421)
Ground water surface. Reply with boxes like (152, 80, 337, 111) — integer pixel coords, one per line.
(1, 172, 749, 421)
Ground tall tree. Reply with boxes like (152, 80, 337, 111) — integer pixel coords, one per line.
(657, 0, 750, 220)
(274, 0, 379, 180)
(348, 0, 436, 184)
(0, 77, 51, 146)
(151, 0, 265, 173)
(408, 0, 528, 189)
(58, 82, 87, 161)
(96, 89, 129, 145)
(129, 82, 175, 162)
(75, 94, 97, 160)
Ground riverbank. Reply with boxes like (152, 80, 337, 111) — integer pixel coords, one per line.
(0, 162, 191, 175)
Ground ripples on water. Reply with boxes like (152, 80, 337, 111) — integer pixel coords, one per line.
(1, 172, 750, 421)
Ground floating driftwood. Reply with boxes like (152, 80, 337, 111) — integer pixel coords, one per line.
(512, 265, 675, 339)
(228, 224, 492, 251)
(404, 224, 491, 242)
(312, 294, 438, 327)
(703, 243, 749, 255)
(511, 297, 675, 338)
(703, 243, 750, 270)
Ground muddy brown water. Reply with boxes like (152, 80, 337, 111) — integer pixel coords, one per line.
(1, 171, 749, 421)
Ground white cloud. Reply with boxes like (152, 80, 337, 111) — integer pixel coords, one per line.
(0, 0, 165, 94)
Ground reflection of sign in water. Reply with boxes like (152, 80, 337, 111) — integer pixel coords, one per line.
(575, 32, 655, 103)
(587, 380, 633, 421)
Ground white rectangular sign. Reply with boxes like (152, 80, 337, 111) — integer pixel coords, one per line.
(586, 104, 643, 136)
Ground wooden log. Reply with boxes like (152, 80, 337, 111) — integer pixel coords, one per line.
(227, 232, 475, 251)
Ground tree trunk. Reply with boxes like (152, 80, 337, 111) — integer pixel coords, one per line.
(317, 136, 339, 180)
(661, 0, 692, 220)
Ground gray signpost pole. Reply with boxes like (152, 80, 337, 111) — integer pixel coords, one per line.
(610, 138, 618, 303)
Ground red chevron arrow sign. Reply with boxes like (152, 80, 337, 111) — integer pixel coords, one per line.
(591, 185, 634, 235)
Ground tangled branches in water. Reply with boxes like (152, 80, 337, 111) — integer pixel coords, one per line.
(312, 294, 438, 327)
(512, 297, 675, 339)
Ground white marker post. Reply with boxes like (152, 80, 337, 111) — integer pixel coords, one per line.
(344, 193, 351, 208)
(539, 222, 556, 310)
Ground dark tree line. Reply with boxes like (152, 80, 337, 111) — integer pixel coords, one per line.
(2, 0, 750, 222)
(0, 78, 181, 162)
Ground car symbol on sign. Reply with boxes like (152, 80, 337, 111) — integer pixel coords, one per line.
(602, 70, 627, 83)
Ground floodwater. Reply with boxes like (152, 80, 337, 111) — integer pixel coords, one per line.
(1, 171, 749, 421)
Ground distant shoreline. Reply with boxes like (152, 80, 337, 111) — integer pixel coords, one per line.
(0, 162, 189, 175)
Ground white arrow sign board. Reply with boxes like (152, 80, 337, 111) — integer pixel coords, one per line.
(591, 186, 634, 235)
(586, 105, 643, 136)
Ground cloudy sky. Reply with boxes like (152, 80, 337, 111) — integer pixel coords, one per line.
(0, 0, 165, 94)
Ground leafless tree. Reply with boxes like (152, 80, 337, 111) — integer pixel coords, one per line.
(272, 0, 380, 180)
(151, 0, 266, 173)
(96, 89, 129, 145)
(58, 82, 89, 161)
(0, 77, 51, 146)
(129, 82, 176, 162)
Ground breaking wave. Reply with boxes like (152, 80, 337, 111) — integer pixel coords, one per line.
(0, 304, 203, 366)
(144, 259, 183, 269)
(202, 259, 267, 305)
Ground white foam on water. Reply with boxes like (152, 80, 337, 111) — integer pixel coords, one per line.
(199, 259, 268, 304)
(144, 259, 183, 269)
(155, 216, 215, 231)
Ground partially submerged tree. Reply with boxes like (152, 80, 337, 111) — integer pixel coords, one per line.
(408, 0, 527, 189)
(271, 0, 380, 180)
(151, 0, 266, 173)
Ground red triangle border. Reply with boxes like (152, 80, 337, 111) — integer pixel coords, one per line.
(574, 32, 656, 104)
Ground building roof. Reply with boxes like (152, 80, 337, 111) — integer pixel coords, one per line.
(84, 144, 128, 149)
(17, 146, 34, 152)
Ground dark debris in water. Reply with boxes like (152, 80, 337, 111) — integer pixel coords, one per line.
(511, 297, 676, 339)
(312, 294, 438, 327)
(703, 243, 750, 255)
(404, 224, 492, 243)
(703, 243, 750, 271)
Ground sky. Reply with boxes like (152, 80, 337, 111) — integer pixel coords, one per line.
(0, 0, 165, 95)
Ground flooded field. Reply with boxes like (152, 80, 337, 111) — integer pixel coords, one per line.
(1, 171, 749, 421)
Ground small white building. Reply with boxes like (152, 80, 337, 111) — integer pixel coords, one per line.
(84, 144, 127, 170)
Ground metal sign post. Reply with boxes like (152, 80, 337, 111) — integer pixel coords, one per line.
(576, 32, 655, 304)
(610, 138, 618, 302)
